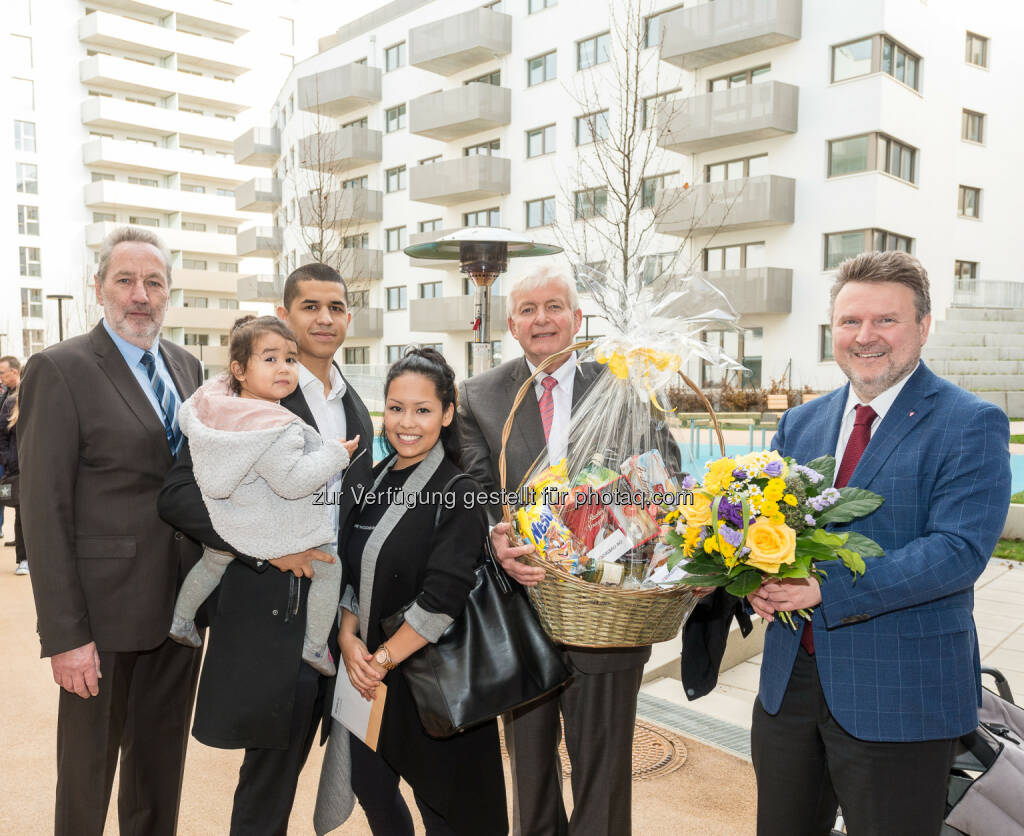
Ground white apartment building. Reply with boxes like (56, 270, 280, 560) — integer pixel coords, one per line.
(2, 0, 325, 373)
(241, 0, 1020, 390)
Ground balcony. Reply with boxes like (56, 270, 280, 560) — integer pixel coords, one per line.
(86, 221, 238, 255)
(236, 275, 284, 302)
(83, 180, 240, 222)
(164, 306, 257, 330)
(236, 226, 282, 257)
(656, 175, 796, 235)
(79, 11, 249, 75)
(297, 63, 382, 117)
(235, 178, 281, 212)
(338, 248, 383, 280)
(347, 307, 384, 339)
(409, 294, 508, 332)
(82, 138, 255, 184)
(409, 156, 511, 206)
(691, 267, 792, 314)
(297, 189, 383, 226)
(408, 228, 461, 269)
(183, 345, 231, 368)
(409, 7, 512, 76)
(299, 126, 381, 173)
(174, 269, 242, 294)
(234, 127, 281, 167)
(82, 97, 238, 143)
(80, 55, 248, 112)
(409, 84, 511, 142)
(660, 0, 802, 70)
(658, 81, 798, 154)
(89, 0, 250, 38)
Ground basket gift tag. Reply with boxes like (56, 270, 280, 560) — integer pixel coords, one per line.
(587, 529, 631, 566)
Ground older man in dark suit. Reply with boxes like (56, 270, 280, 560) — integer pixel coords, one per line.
(19, 226, 204, 836)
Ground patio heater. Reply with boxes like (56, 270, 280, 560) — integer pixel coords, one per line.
(404, 227, 561, 374)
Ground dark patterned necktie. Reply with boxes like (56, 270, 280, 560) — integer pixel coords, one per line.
(801, 403, 877, 655)
(140, 351, 182, 454)
(538, 375, 558, 442)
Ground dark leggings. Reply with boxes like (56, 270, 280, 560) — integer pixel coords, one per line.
(349, 733, 456, 836)
(13, 506, 26, 564)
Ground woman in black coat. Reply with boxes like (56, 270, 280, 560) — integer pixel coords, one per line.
(335, 348, 507, 836)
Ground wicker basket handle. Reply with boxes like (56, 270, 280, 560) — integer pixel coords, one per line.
(497, 341, 726, 527)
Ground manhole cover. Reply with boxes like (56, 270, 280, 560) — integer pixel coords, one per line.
(500, 719, 687, 782)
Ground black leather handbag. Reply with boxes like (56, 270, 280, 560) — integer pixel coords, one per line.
(381, 475, 571, 739)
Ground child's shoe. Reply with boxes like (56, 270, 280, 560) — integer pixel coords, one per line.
(303, 641, 336, 677)
(169, 615, 202, 648)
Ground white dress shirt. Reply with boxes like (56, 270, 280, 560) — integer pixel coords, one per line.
(298, 362, 348, 542)
(833, 362, 919, 481)
(526, 351, 579, 465)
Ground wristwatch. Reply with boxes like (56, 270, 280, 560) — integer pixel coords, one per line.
(374, 643, 397, 671)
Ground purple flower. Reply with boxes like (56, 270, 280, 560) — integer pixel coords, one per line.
(764, 459, 784, 477)
(717, 525, 744, 547)
(792, 464, 824, 484)
(680, 474, 697, 491)
(732, 468, 748, 481)
(716, 498, 743, 527)
(804, 514, 816, 527)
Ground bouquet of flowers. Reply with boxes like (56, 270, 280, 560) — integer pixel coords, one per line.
(661, 451, 885, 627)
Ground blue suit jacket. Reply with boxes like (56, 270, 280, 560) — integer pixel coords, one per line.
(761, 363, 1010, 742)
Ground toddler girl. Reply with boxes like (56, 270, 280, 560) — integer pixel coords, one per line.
(169, 315, 359, 676)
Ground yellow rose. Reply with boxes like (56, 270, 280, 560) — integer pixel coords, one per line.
(743, 517, 797, 574)
(681, 490, 713, 527)
(763, 478, 786, 502)
(703, 458, 736, 494)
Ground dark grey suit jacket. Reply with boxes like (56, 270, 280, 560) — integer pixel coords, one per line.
(19, 322, 204, 657)
(458, 356, 652, 674)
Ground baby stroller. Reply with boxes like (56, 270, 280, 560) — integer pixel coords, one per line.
(832, 668, 1024, 835)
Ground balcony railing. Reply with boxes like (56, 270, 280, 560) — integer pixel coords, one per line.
(952, 280, 1024, 309)
(299, 126, 382, 172)
(692, 267, 792, 314)
(297, 189, 383, 226)
(409, 295, 508, 332)
(235, 178, 281, 212)
(297, 63, 382, 117)
(656, 175, 796, 236)
(409, 7, 512, 76)
(409, 84, 511, 142)
(234, 126, 281, 167)
(409, 156, 511, 206)
(347, 307, 384, 339)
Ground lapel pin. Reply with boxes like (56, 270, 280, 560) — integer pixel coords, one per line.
(909, 411, 915, 417)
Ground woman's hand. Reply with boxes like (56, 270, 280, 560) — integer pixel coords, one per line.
(338, 631, 381, 701)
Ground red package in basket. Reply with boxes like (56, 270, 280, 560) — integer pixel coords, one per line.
(562, 486, 615, 551)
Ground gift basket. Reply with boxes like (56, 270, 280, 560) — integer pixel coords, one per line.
(499, 267, 744, 647)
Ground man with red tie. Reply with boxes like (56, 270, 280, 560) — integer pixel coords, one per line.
(747, 251, 1011, 835)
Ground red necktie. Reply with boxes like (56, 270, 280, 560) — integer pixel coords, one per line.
(801, 403, 877, 655)
(538, 376, 558, 442)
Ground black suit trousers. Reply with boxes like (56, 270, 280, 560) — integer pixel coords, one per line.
(751, 647, 956, 836)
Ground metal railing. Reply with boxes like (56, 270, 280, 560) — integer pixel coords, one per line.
(952, 280, 1024, 309)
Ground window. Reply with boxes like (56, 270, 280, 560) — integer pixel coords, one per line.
(705, 154, 767, 183)
(349, 290, 369, 309)
(419, 219, 443, 233)
(126, 97, 156, 106)
(529, 0, 556, 12)
(823, 228, 912, 270)
(216, 188, 234, 197)
(708, 65, 769, 92)
(182, 258, 208, 270)
(526, 124, 556, 158)
(464, 139, 500, 156)
(129, 216, 160, 227)
(419, 281, 443, 298)
(19, 246, 41, 277)
(386, 226, 407, 252)
(16, 162, 37, 194)
(386, 345, 407, 364)
(128, 176, 159, 187)
(703, 242, 766, 271)
(23, 330, 44, 356)
(92, 172, 115, 183)
(574, 187, 607, 219)
(344, 347, 370, 365)
(17, 204, 39, 235)
(819, 325, 834, 361)
(831, 35, 920, 91)
(218, 262, 239, 272)
(385, 42, 406, 72)
(464, 208, 500, 227)
(642, 89, 680, 129)
(954, 260, 978, 290)
(343, 116, 369, 129)
(577, 32, 610, 70)
(467, 70, 500, 86)
(183, 295, 209, 308)
(826, 133, 916, 183)
(386, 165, 407, 193)
(386, 286, 407, 311)
(962, 109, 985, 143)
(386, 104, 407, 133)
(14, 120, 36, 152)
(182, 183, 206, 193)
(644, 5, 683, 49)
(527, 51, 557, 87)
(958, 186, 981, 218)
(641, 173, 676, 208)
(343, 233, 369, 249)
(21, 287, 42, 318)
(219, 298, 239, 310)
(575, 110, 609, 145)
(526, 196, 555, 228)
(343, 175, 369, 190)
(965, 32, 988, 68)
(183, 333, 209, 346)
(641, 252, 674, 285)
(11, 34, 33, 69)
(93, 212, 116, 223)
(182, 221, 207, 232)
(419, 155, 442, 165)
(218, 225, 238, 235)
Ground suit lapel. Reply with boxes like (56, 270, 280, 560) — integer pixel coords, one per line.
(510, 357, 545, 457)
(281, 387, 318, 430)
(849, 364, 937, 489)
(158, 342, 196, 400)
(821, 384, 849, 459)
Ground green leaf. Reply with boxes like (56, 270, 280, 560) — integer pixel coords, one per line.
(815, 488, 885, 525)
(776, 563, 812, 579)
(725, 571, 764, 597)
(795, 537, 838, 560)
(842, 531, 885, 558)
(836, 547, 866, 576)
(809, 529, 847, 548)
(685, 558, 725, 575)
(667, 549, 685, 571)
(678, 574, 731, 587)
(663, 529, 683, 547)
(805, 455, 836, 486)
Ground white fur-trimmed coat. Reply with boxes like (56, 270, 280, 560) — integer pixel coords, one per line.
(178, 376, 350, 559)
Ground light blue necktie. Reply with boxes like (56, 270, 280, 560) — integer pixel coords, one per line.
(139, 350, 182, 454)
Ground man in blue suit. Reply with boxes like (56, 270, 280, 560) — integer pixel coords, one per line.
(748, 250, 1011, 835)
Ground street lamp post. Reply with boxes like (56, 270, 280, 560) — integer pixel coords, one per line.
(404, 228, 561, 375)
(46, 293, 74, 342)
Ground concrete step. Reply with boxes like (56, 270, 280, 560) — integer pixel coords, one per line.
(927, 333, 1024, 348)
(927, 360, 1024, 375)
(976, 391, 1024, 415)
(947, 307, 1024, 322)
(924, 346, 1024, 361)
(944, 373, 1024, 391)
(933, 320, 1024, 335)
